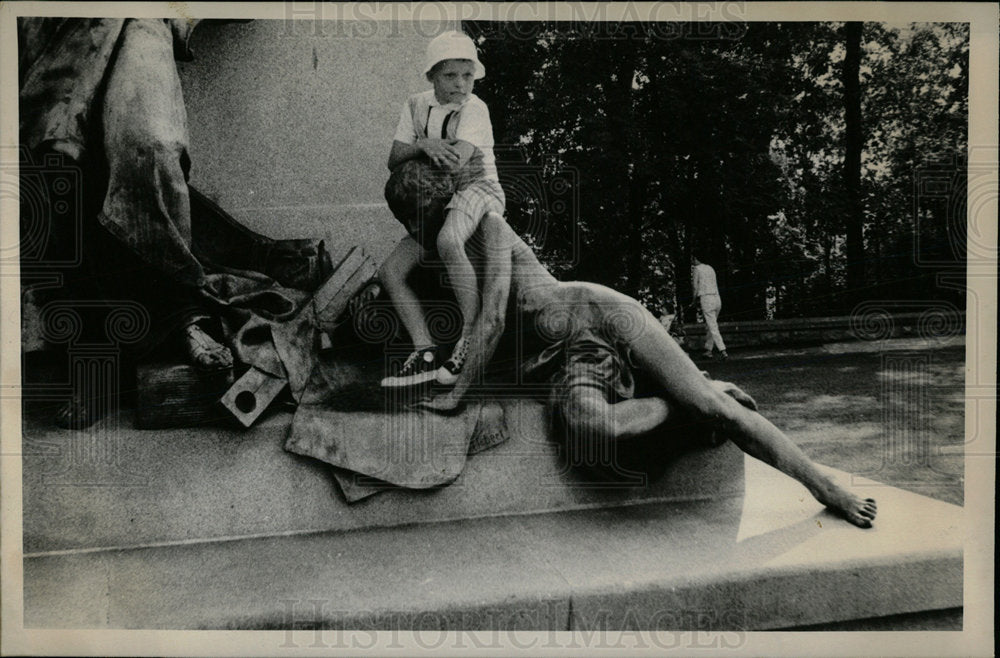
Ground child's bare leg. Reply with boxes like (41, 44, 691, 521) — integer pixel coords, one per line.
(436, 208, 481, 337)
(434, 208, 484, 385)
(378, 236, 434, 347)
(601, 293, 877, 527)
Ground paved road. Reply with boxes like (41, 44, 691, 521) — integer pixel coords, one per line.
(696, 337, 966, 505)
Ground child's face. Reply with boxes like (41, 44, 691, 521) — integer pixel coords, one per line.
(428, 59, 476, 105)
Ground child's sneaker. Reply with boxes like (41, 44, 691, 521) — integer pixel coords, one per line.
(380, 347, 438, 387)
(436, 336, 470, 385)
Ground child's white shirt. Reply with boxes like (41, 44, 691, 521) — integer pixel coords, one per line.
(393, 89, 498, 182)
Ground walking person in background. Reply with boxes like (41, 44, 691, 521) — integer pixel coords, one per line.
(692, 255, 729, 361)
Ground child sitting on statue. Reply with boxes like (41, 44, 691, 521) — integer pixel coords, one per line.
(378, 31, 506, 388)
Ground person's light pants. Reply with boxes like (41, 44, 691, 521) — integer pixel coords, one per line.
(700, 294, 726, 352)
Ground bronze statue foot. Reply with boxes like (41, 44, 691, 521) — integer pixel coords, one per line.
(183, 323, 233, 371)
(348, 280, 382, 323)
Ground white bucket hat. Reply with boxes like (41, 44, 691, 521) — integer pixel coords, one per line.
(423, 31, 485, 80)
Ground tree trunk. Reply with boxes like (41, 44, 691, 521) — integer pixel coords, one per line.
(618, 48, 644, 298)
(843, 21, 865, 307)
(824, 233, 833, 306)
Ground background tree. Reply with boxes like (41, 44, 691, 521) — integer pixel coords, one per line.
(466, 20, 968, 319)
(842, 21, 865, 304)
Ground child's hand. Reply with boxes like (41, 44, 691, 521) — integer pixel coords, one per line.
(418, 138, 461, 168)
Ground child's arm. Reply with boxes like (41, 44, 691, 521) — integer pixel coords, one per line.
(389, 96, 462, 170)
(388, 139, 461, 170)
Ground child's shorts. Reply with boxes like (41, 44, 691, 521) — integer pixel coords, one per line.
(445, 178, 506, 225)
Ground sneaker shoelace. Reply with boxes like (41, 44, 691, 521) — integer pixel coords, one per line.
(449, 337, 469, 368)
(398, 348, 435, 376)
(398, 350, 421, 375)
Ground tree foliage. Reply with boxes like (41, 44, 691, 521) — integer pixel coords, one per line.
(466, 21, 968, 319)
